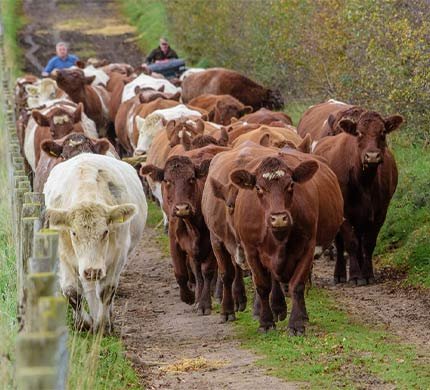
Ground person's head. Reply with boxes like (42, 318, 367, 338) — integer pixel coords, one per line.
(159, 38, 169, 53)
(56, 42, 69, 59)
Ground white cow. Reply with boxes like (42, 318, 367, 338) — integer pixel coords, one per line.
(24, 101, 98, 171)
(25, 78, 68, 109)
(45, 154, 147, 333)
(82, 65, 110, 87)
(121, 73, 179, 102)
(134, 104, 202, 155)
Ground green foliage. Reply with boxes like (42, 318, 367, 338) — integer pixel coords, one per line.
(119, 0, 169, 55)
(236, 285, 430, 388)
(146, 200, 170, 255)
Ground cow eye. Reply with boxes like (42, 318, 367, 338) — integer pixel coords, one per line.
(164, 179, 172, 185)
(189, 177, 196, 184)
(255, 185, 264, 195)
(71, 231, 77, 237)
(287, 182, 294, 192)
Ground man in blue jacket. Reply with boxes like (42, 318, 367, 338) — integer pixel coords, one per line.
(42, 42, 78, 76)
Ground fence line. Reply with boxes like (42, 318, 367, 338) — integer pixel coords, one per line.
(0, 26, 68, 389)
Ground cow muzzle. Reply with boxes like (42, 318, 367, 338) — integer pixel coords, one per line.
(83, 267, 106, 281)
(364, 152, 382, 166)
(270, 212, 292, 230)
(174, 203, 192, 217)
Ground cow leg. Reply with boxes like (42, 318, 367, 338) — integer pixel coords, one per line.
(198, 254, 216, 316)
(214, 272, 223, 303)
(360, 226, 379, 285)
(212, 238, 236, 322)
(253, 291, 261, 319)
(334, 232, 347, 283)
(339, 221, 362, 284)
(246, 248, 275, 332)
(270, 278, 287, 322)
(97, 283, 117, 334)
(170, 242, 194, 304)
(81, 280, 102, 333)
(232, 265, 247, 312)
(288, 246, 314, 336)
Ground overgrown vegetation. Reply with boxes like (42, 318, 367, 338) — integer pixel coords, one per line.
(235, 285, 430, 388)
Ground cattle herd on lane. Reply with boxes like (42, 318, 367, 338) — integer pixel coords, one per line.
(14, 61, 403, 335)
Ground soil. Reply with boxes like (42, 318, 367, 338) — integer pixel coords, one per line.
(20, 1, 430, 388)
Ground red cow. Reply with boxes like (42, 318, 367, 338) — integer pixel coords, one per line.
(314, 111, 404, 285)
(181, 68, 284, 110)
(240, 107, 292, 126)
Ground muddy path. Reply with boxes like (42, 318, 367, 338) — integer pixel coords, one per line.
(21, 0, 144, 75)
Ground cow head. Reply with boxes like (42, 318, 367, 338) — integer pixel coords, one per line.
(211, 100, 253, 126)
(41, 134, 110, 160)
(55, 68, 95, 93)
(140, 156, 210, 219)
(166, 118, 205, 148)
(264, 89, 284, 110)
(326, 106, 366, 136)
(134, 114, 167, 156)
(338, 111, 404, 169)
(47, 202, 136, 281)
(32, 103, 85, 138)
(184, 127, 229, 150)
(230, 157, 318, 240)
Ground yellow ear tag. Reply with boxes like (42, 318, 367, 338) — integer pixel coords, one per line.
(49, 151, 59, 157)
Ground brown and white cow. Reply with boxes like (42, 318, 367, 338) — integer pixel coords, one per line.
(203, 144, 343, 334)
(181, 68, 284, 110)
(188, 94, 253, 125)
(24, 102, 98, 171)
(34, 133, 113, 192)
(313, 111, 404, 285)
(140, 145, 228, 315)
(240, 107, 293, 127)
(54, 68, 111, 136)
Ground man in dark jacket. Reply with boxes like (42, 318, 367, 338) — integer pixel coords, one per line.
(145, 37, 178, 64)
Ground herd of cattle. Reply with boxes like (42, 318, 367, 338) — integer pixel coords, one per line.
(14, 61, 404, 335)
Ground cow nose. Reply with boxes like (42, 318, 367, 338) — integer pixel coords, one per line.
(270, 213, 290, 228)
(175, 203, 191, 217)
(134, 149, 146, 156)
(83, 268, 105, 281)
(364, 152, 382, 164)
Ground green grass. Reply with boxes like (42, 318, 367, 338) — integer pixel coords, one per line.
(68, 331, 140, 389)
(235, 284, 430, 389)
(120, 0, 168, 55)
(146, 199, 169, 256)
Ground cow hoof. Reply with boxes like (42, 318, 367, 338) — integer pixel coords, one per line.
(367, 277, 376, 285)
(273, 309, 287, 322)
(356, 278, 368, 286)
(180, 290, 195, 305)
(334, 276, 347, 284)
(347, 278, 359, 286)
(288, 327, 305, 337)
(198, 307, 211, 316)
(258, 323, 276, 333)
(220, 313, 236, 323)
(235, 301, 247, 312)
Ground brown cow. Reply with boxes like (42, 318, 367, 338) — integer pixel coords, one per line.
(54, 68, 111, 136)
(203, 144, 343, 333)
(297, 99, 365, 144)
(314, 111, 404, 285)
(188, 94, 253, 125)
(231, 126, 303, 149)
(34, 134, 112, 192)
(181, 68, 284, 110)
(240, 107, 292, 126)
(140, 146, 228, 315)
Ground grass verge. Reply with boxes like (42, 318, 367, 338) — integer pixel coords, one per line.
(235, 284, 430, 388)
(146, 199, 169, 256)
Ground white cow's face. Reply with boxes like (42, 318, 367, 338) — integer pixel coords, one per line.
(134, 115, 165, 156)
(47, 202, 136, 281)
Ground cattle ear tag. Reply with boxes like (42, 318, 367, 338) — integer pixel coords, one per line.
(49, 150, 59, 157)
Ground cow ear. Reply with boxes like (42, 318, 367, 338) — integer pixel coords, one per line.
(384, 115, 404, 134)
(46, 208, 70, 229)
(108, 204, 136, 224)
(75, 60, 85, 69)
(195, 119, 205, 134)
(41, 140, 63, 157)
(218, 127, 229, 146)
(180, 131, 192, 150)
(140, 164, 164, 182)
(240, 106, 253, 116)
(85, 75, 96, 85)
(206, 109, 216, 122)
(32, 110, 50, 127)
(338, 119, 357, 136)
(196, 159, 211, 178)
(230, 169, 256, 189)
(165, 120, 177, 140)
(134, 85, 142, 95)
(171, 91, 181, 101)
(327, 114, 336, 130)
(258, 133, 271, 147)
(157, 85, 165, 92)
(73, 103, 83, 123)
(292, 160, 319, 183)
(93, 138, 110, 155)
(297, 133, 312, 153)
(210, 177, 227, 201)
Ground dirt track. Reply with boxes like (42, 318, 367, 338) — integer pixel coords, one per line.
(20, 1, 430, 388)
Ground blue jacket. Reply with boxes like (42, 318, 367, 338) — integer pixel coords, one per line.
(43, 54, 78, 74)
